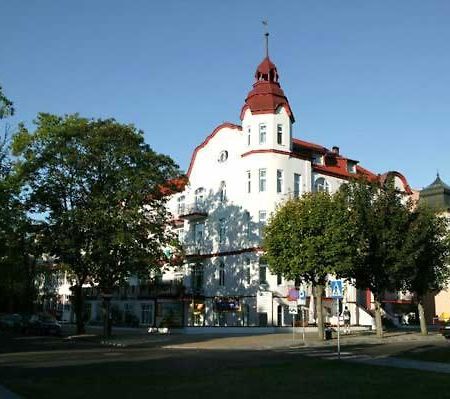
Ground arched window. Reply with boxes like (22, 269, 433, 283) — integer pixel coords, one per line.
(314, 177, 330, 193)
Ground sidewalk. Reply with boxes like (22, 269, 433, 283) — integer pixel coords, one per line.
(94, 328, 445, 351)
(356, 357, 450, 374)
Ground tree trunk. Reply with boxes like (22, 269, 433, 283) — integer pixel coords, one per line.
(418, 299, 428, 336)
(374, 297, 383, 338)
(24, 255, 36, 314)
(72, 284, 85, 335)
(314, 284, 325, 340)
(102, 293, 113, 338)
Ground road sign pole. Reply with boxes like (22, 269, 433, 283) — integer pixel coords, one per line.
(301, 306, 305, 343)
(292, 315, 295, 344)
(336, 298, 341, 360)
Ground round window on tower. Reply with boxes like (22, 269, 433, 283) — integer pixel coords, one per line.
(218, 150, 228, 163)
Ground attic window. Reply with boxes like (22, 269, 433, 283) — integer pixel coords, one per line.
(347, 161, 357, 174)
(312, 154, 323, 165)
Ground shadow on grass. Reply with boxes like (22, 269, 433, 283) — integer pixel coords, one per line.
(2, 347, 450, 399)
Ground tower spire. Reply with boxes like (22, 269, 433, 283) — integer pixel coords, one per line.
(262, 20, 269, 58)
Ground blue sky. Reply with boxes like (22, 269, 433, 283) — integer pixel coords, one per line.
(2, 0, 450, 189)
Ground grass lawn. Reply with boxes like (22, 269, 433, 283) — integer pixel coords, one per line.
(2, 352, 450, 399)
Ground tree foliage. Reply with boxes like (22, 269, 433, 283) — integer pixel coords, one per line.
(0, 85, 14, 119)
(400, 205, 450, 334)
(263, 192, 355, 339)
(339, 178, 411, 336)
(0, 86, 37, 313)
(13, 113, 183, 333)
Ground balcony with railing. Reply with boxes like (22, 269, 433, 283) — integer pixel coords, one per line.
(81, 281, 185, 300)
(177, 203, 208, 221)
(137, 281, 185, 299)
(183, 239, 211, 257)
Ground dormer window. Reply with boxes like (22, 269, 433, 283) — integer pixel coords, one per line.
(312, 154, 323, 165)
(259, 124, 266, 144)
(347, 161, 357, 174)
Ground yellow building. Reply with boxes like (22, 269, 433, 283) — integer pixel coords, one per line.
(419, 174, 450, 322)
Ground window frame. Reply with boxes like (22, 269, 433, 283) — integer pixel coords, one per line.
(219, 262, 225, 286)
(276, 169, 283, 193)
(314, 177, 330, 193)
(259, 124, 267, 144)
(259, 262, 267, 285)
(259, 168, 267, 192)
(277, 124, 283, 145)
(294, 173, 302, 198)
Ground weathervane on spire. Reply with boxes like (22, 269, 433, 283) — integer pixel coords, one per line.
(262, 20, 269, 58)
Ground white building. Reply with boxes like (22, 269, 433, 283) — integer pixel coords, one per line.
(167, 52, 413, 328)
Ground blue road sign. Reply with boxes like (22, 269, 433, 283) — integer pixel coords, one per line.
(297, 290, 306, 306)
(330, 280, 343, 299)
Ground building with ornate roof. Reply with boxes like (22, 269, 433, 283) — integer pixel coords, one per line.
(166, 46, 413, 328)
(420, 174, 450, 321)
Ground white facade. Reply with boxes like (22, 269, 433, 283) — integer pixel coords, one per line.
(166, 55, 413, 327)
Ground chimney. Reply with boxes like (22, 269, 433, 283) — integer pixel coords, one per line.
(332, 146, 340, 155)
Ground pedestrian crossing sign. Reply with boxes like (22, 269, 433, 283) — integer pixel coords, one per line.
(330, 280, 343, 299)
(297, 290, 306, 306)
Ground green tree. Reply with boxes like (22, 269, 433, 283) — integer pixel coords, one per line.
(0, 86, 36, 313)
(12, 114, 183, 335)
(263, 192, 354, 340)
(400, 205, 450, 335)
(0, 85, 14, 119)
(340, 178, 410, 337)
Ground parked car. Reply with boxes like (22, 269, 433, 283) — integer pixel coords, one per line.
(0, 314, 24, 332)
(24, 313, 62, 336)
(439, 321, 450, 339)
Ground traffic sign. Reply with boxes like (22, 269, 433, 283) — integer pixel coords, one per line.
(287, 288, 299, 302)
(330, 280, 343, 299)
(288, 304, 298, 314)
(297, 290, 306, 306)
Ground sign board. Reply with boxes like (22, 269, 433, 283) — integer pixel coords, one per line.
(330, 280, 343, 299)
(213, 297, 240, 312)
(287, 288, 299, 302)
(297, 290, 306, 306)
(288, 304, 298, 314)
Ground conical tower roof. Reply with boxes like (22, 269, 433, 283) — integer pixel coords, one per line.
(419, 173, 450, 211)
(240, 56, 294, 122)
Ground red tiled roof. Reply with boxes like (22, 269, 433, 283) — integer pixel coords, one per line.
(157, 176, 189, 197)
(292, 138, 328, 153)
(240, 57, 294, 122)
